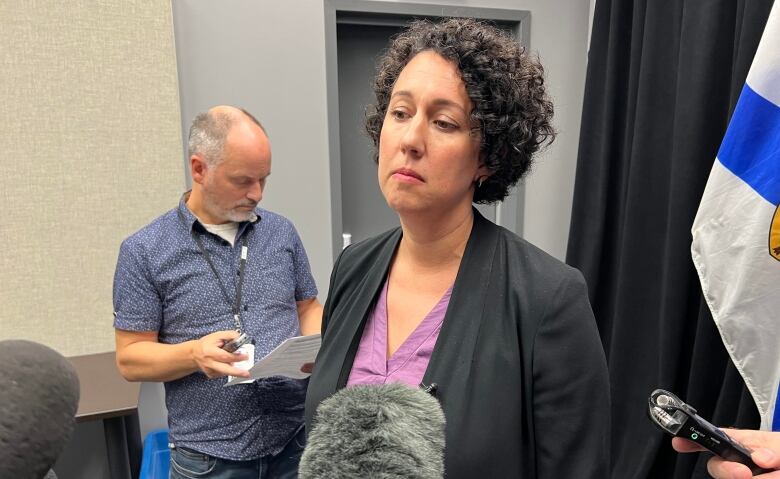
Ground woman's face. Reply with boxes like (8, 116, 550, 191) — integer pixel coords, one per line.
(377, 50, 486, 218)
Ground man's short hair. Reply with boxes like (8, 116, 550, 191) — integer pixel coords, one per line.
(187, 107, 266, 167)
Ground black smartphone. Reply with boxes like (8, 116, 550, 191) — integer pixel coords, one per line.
(221, 332, 250, 353)
(648, 388, 772, 476)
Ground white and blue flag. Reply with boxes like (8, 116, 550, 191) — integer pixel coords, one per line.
(691, 1, 780, 431)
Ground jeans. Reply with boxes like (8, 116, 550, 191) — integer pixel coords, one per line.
(169, 427, 306, 479)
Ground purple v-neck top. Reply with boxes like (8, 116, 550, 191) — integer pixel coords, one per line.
(347, 278, 452, 388)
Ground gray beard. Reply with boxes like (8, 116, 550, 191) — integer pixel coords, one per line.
(202, 192, 256, 223)
(223, 208, 255, 222)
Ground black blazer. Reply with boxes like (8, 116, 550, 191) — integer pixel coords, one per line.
(305, 211, 610, 478)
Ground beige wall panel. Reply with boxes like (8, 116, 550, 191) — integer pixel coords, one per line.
(0, 1, 183, 356)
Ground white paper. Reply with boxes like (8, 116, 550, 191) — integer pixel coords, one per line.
(224, 334, 321, 386)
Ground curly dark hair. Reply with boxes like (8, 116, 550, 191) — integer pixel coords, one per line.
(365, 18, 556, 204)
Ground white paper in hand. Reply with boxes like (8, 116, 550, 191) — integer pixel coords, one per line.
(225, 334, 321, 386)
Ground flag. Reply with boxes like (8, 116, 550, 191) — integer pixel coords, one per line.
(691, 1, 780, 432)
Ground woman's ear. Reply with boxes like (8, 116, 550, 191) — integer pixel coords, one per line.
(475, 158, 492, 184)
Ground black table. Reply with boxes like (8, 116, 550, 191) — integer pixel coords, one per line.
(69, 352, 142, 479)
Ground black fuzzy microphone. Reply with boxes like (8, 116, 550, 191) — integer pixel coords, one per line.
(0, 340, 80, 479)
(300, 382, 445, 479)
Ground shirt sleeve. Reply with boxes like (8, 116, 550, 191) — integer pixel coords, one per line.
(289, 225, 318, 301)
(112, 239, 163, 332)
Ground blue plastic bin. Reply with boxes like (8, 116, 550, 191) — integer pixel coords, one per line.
(139, 428, 170, 479)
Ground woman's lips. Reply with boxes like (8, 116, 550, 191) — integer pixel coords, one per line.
(392, 168, 424, 183)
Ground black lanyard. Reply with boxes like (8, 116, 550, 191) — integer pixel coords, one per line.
(178, 207, 249, 332)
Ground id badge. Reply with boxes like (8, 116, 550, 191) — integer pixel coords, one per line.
(227, 342, 255, 384)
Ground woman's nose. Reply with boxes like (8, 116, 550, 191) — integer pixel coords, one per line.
(399, 115, 425, 157)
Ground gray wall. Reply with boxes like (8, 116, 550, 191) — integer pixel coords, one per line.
(1, 0, 182, 356)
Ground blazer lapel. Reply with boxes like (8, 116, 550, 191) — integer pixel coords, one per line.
(422, 210, 499, 399)
(334, 228, 402, 388)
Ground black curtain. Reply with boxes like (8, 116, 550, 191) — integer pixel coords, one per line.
(566, 1, 775, 478)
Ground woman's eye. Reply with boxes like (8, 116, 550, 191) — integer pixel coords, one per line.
(434, 119, 457, 131)
(390, 110, 409, 120)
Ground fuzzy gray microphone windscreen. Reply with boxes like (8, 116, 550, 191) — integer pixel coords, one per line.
(0, 340, 80, 479)
(299, 382, 446, 479)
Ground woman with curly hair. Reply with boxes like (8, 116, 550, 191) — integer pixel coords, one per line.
(305, 18, 610, 477)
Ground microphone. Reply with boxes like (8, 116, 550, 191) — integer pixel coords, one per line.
(300, 382, 445, 479)
(0, 340, 80, 479)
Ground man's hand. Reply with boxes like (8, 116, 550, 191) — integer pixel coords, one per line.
(191, 330, 251, 379)
(673, 429, 780, 478)
(300, 362, 314, 374)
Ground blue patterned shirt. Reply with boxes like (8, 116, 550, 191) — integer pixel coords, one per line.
(113, 196, 318, 460)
